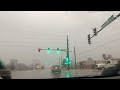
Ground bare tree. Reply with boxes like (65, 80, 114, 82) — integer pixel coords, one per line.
(103, 54, 108, 60)
(9, 59, 18, 70)
(108, 54, 113, 60)
(102, 54, 109, 68)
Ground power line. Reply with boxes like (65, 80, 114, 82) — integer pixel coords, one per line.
(88, 13, 120, 44)
(77, 36, 120, 55)
(0, 41, 36, 43)
(92, 31, 120, 45)
(73, 31, 120, 53)
(86, 17, 120, 47)
(0, 40, 65, 43)
(0, 44, 38, 48)
(23, 36, 65, 39)
(0, 43, 67, 48)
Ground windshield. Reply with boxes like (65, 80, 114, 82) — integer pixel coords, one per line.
(0, 11, 120, 79)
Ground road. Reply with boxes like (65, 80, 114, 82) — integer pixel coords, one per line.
(1, 68, 120, 79)
(10, 69, 102, 79)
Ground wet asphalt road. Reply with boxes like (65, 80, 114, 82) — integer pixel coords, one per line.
(10, 69, 101, 79)
(1, 69, 120, 79)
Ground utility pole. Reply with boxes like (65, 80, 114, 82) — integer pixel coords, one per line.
(61, 53, 62, 66)
(59, 58, 61, 67)
(67, 35, 69, 60)
(67, 35, 70, 69)
(60, 53, 62, 69)
(74, 46, 76, 69)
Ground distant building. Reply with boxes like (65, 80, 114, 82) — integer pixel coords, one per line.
(77, 60, 104, 69)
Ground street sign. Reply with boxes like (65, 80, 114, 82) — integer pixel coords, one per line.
(117, 13, 120, 17)
(101, 15, 115, 30)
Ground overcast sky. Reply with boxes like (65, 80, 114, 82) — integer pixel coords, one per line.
(0, 11, 120, 67)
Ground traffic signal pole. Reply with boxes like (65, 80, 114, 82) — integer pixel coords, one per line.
(91, 13, 120, 38)
(67, 35, 69, 61)
(88, 13, 120, 44)
(67, 35, 70, 69)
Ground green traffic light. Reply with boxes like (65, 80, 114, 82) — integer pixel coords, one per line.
(56, 48, 60, 54)
(47, 48, 51, 54)
(65, 56, 71, 65)
(65, 62, 68, 65)
(65, 61, 71, 65)
(66, 57, 69, 62)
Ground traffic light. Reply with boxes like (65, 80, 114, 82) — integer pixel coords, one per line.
(117, 13, 120, 17)
(93, 28, 97, 36)
(38, 48, 41, 52)
(65, 56, 71, 65)
(56, 48, 60, 54)
(88, 34, 91, 44)
(47, 48, 51, 54)
(66, 56, 69, 62)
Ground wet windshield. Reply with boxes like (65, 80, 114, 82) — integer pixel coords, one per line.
(0, 11, 120, 79)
